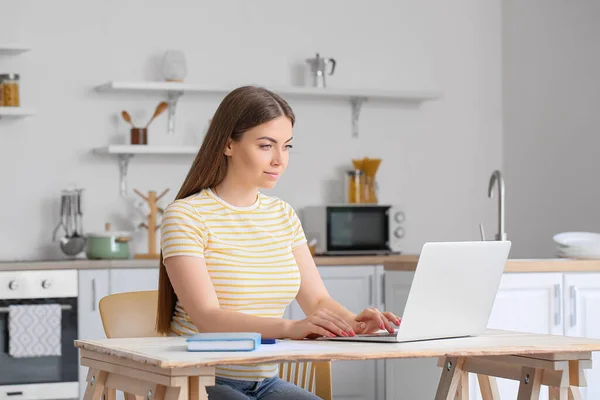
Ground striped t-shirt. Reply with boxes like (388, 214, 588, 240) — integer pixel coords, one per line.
(160, 188, 306, 381)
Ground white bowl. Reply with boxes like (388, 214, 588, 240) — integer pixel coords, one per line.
(553, 232, 600, 249)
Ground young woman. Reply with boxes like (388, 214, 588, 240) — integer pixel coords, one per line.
(157, 86, 401, 400)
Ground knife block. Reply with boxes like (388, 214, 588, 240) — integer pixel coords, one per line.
(133, 188, 169, 260)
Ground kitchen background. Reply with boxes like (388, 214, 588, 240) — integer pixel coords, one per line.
(1, 0, 598, 261)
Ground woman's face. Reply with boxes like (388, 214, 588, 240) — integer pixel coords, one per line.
(225, 116, 293, 189)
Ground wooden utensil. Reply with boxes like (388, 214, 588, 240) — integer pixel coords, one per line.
(145, 102, 169, 128)
(121, 111, 135, 127)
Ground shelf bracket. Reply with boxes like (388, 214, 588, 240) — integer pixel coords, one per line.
(167, 91, 183, 135)
(117, 154, 133, 197)
(350, 97, 367, 138)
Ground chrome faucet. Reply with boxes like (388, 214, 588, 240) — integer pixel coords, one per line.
(487, 170, 507, 241)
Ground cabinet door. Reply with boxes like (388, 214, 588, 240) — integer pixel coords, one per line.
(289, 266, 380, 400)
(109, 268, 159, 294)
(564, 273, 600, 400)
(78, 269, 110, 400)
(469, 273, 563, 400)
(384, 271, 441, 400)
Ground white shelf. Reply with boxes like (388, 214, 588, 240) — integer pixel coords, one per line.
(0, 45, 31, 55)
(95, 81, 441, 102)
(94, 145, 198, 155)
(0, 107, 36, 118)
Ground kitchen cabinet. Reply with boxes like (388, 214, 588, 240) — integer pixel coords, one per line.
(468, 273, 563, 399)
(564, 273, 600, 400)
(109, 268, 159, 294)
(77, 269, 110, 400)
(286, 265, 385, 400)
(384, 271, 568, 400)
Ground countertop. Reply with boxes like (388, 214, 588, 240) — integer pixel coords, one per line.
(1, 254, 600, 273)
(0, 254, 415, 272)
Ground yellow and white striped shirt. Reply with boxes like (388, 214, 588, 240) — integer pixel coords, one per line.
(160, 188, 306, 381)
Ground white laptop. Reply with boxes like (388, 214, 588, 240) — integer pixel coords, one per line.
(321, 240, 511, 343)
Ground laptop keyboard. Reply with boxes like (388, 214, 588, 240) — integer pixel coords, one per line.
(356, 331, 397, 338)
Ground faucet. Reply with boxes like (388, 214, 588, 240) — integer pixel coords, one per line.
(487, 170, 507, 241)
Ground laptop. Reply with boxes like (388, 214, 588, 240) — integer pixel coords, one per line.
(320, 240, 511, 343)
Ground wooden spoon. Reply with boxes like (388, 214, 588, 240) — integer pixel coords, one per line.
(145, 102, 169, 128)
(121, 111, 135, 128)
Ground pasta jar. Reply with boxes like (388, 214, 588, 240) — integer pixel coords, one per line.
(0, 74, 20, 107)
(346, 169, 365, 203)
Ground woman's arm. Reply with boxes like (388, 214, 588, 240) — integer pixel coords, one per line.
(293, 244, 359, 328)
(293, 243, 400, 334)
(165, 255, 291, 338)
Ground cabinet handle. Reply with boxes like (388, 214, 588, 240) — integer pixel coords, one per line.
(92, 278, 97, 311)
(553, 284, 561, 326)
(381, 273, 385, 306)
(571, 286, 578, 327)
(368, 276, 374, 307)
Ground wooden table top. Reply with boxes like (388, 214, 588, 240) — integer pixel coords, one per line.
(75, 330, 600, 369)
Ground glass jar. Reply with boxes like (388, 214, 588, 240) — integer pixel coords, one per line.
(346, 169, 365, 203)
(0, 74, 20, 107)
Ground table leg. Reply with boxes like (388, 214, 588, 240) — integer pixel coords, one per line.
(517, 367, 543, 400)
(435, 357, 466, 400)
(84, 370, 108, 400)
(455, 371, 469, 400)
(568, 386, 583, 400)
(549, 386, 568, 399)
(188, 376, 215, 400)
(477, 374, 500, 400)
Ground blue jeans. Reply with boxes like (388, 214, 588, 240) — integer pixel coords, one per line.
(206, 375, 322, 400)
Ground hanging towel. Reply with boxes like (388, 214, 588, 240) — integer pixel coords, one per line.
(8, 304, 62, 358)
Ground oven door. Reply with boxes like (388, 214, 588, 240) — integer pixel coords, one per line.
(326, 205, 392, 254)
(0, 270, 79, 400)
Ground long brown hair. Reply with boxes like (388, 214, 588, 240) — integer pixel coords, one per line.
(156, 86, 296, 334)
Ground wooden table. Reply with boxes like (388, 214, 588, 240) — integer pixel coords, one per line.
(75, 329, 600, 400)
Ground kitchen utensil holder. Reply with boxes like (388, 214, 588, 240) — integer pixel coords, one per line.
(133, 188, 169, 259)
(130, 127, 148, 145)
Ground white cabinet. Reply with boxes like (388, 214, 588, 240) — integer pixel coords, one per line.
(109, 268, 159, 294)
(77, 269, 109, 400)
(286, 265, 385, 400)
(384, 271, 564, 400)
(469, 273, 563, 400)
(564, 273, 600, 400)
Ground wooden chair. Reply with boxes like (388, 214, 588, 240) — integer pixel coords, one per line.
(98, 290, 332, 400)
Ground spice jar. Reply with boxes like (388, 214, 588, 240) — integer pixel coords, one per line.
(346, 169, 365, 203)
(0, 74, 20, 107)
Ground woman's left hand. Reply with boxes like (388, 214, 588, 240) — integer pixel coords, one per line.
(352, 307, 401, 334)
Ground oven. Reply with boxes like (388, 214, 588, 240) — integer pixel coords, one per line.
(0, 269, 79, 400)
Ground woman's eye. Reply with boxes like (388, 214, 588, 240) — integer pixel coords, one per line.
(259, 144, 272, 149)
(285, 144, 293, 150)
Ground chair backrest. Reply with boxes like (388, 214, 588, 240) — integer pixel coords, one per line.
(98, 290, 331, 400)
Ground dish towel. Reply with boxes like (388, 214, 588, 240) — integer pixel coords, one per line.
(8, 304, 62, 358)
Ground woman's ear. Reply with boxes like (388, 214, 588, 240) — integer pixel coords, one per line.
(224, 139, 233, 156)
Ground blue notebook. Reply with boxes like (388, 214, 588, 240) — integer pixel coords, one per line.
(186, 332, 261, 352)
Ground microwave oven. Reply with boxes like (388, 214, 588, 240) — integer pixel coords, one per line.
(301, 204, 405, 255)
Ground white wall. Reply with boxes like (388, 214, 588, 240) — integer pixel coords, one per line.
(503, 0, 600, 257)
(0, 0, 502, 260)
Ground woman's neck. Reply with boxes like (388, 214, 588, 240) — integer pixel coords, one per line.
(212, 178, 258, 208)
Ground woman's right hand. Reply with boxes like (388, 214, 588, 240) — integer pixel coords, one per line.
(283, 309, 356, 340)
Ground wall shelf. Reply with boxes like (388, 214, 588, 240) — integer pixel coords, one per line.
(0, 108, 36, 119)
(94, 145, 198, 155)
(0, 45, 31, 55)
(93, 145, 197, 196)
(95, 81, 442, 137)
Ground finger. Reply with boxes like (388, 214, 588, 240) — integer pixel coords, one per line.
(374, 309, 395, 333)
(383, 311, 401, 326)
(367, 308, 393, 333)
(321, 309, 355, 335)
(366, 308, 387, 330)
(312, 315, 348, 337)
(317, 310, 353, 336)
(309, 323, 335, 338)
